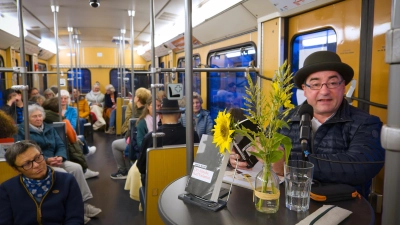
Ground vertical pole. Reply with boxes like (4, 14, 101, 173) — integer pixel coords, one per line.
(381, 0, 400, 224)
(68, 27, 74, 97)
(51, 5, 62, 122)
(17, 0, 29, 140)
(73, 34, 79, 97)
(119, 37, 122, 97)
(121, 29, 126, 98)
(77, 39, 82, 94)
(129, 10, 135, 118)
(184, 0, 194, 175)
(76, 39, 81, 135)
(150, 0, 157, 148)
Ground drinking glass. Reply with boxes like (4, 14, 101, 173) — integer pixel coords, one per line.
(284, 160, 314, 212)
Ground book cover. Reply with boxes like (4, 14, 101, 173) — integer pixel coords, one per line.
(185, 134, 230, 202)
(233, 119, 259, 168)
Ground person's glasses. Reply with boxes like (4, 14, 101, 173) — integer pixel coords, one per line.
(304, 79, 344, 90)
(17, 154, 44, 170)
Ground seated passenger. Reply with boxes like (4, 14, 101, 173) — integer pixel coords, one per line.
(43, 88, 55, 99)
(0, 141, 84, 224)
(1, 89, 23, 124)
(230, 51, 385, 198)
(181, 92, 213, 139)
(104, 84, 117, 134)
(70, 88, 90, 135)
(29, 95, 45, 106)
(28, 87, 40, 99)
(86, 83, 106, 130)
(109, 91, 153, 180)
(137, 98, 200, 187)
(59, 90, 78, 131)
(17, 104, 102, 223)
(0, 110, 17, 139)
(120, 87, 151, 135)
(42, 97, 97, 159)
(50, 85, 59, 96)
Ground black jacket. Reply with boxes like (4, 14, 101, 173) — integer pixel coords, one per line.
(280, 100, 385, 196)
(137, 123, 200, 174)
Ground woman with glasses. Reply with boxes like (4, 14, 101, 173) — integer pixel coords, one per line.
(0, 140, 84, 224)
(180, 92, 213, 139)
(16, 104, 101, 223)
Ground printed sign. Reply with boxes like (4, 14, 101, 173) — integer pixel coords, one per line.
(167, 83, 183, 100)
(191, 167, 214, 183)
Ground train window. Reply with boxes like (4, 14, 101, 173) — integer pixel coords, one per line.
(207, 42, 257, 121)
(109, 68, 150, 96)
(159, 62, 165, 91)
(291, 29, 337, 105)
(37, 63, 48, 91)
(177, 54, 201, 95)
(0, 55, 5, 107)
(67, 68, 92, 93)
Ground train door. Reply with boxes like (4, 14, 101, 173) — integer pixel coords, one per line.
(288, 0, 362, 106)
(0, 55, 5, 107)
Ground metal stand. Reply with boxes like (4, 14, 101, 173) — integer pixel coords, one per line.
(178, 193, 227, 212)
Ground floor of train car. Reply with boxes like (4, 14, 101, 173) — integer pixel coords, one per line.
(83, 131, 383, 225)
(85, 131, 145, 225)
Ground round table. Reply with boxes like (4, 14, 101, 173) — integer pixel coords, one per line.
(158, 176, 374, 225)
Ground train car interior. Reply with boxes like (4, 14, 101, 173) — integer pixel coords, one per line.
(0, 0, 399, 224)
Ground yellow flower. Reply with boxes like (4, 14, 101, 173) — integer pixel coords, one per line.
(284, 100, 294, 109)
(272, 82, 279, 92)
(212, 111, 235, 154)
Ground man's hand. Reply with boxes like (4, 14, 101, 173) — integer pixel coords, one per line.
(272, 146, 285, 176)
(229, 148, 250, 170)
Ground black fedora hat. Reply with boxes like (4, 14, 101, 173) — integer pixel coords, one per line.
(157, 98, 185, 114)
(294, 51, 354, 88)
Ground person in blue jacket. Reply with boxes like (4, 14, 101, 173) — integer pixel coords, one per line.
(0, 140, 83, 225)
(180, 92, 213, 139)
(59, 90, 78, 131)
(229, 51, 385, 198)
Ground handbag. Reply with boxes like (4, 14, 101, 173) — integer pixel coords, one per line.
(310, 182, 360, 202)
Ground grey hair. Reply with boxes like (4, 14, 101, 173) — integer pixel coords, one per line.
(59, 89, 71, 104)
(5, 140, 42, 168)
(93, 83, 100, 89)
(28, 104, 46, 120)
(193, 92, 203, 104)
(105, 84, 115, 92)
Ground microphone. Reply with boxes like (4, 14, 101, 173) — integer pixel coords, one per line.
(298, 104, 313, 160)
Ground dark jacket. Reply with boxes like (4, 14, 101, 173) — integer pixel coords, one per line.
(1, 103, 22, 124)
(44, 110, 88, 171)
(137, 123, 200, 174)
(280, 100, 385, 196)
(181, 109, 214, 139)
(104, 92, 117, 109)
(17, 123, 68, 161)
(0, 168, 84, 225)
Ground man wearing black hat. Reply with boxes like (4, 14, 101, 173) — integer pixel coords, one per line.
(231, 51, 385, 197)
(136, 98, 200, 187)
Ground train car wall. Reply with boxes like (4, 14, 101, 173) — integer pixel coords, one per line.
(175, 32, 258, 110)
(288, 0, 362, 107)
(48, 47, 147, 93)
(261, 18, 280, 104)
(369, 0, 390, 125)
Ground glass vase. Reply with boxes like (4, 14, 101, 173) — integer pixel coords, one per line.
(254, 164, 280, 213)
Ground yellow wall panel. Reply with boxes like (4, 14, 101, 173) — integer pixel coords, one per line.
(369, 0, 391, 124)
(288, 0, 362, 103)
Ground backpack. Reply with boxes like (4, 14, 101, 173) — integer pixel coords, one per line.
(124, 125, 139, 162)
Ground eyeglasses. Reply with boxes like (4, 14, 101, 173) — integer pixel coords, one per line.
(17, 154, 44, 170)
(304, 79, 344, 90)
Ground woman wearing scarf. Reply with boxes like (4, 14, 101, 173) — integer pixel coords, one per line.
(16, 104, 102, 223)
(85, 82, 106, 130)
(0, 140, 83, 224)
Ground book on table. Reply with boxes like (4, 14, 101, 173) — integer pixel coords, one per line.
(185, 134, 230, 202)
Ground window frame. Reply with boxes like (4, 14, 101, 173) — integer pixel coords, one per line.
(177, 54, 201, 95)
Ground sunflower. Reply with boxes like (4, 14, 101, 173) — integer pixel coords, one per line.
(212, 110, 235, 154)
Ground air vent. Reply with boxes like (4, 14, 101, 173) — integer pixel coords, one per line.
(0, 2, 17, 13)
(158, 12, 179, 22)
(111, 37, 129, 45)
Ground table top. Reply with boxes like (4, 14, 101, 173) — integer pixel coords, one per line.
(158, 176, 374, 225)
